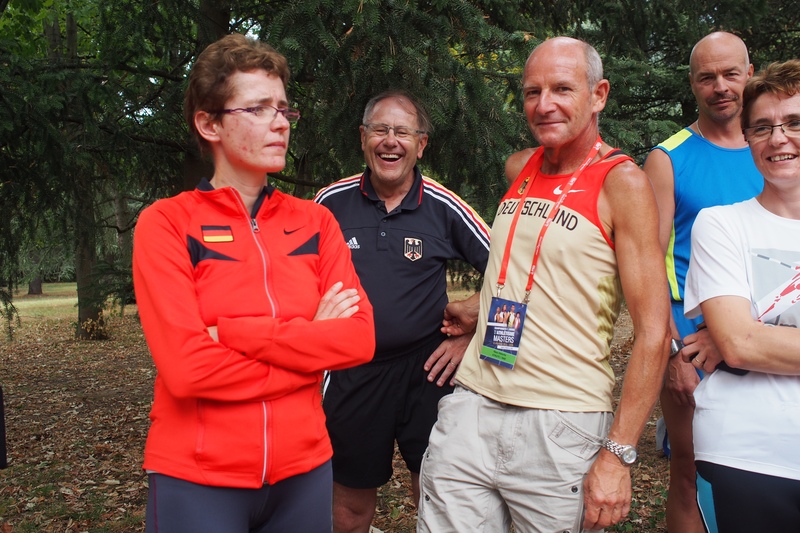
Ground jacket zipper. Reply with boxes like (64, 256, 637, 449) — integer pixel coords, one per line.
(230, 188, 275, 484)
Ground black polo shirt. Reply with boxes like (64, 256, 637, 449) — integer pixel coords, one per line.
(315, 167, 490, 360)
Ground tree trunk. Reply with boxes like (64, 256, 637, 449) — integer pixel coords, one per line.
(75, 216, 106, 340)
(0, 385, 7, 469)
(198, 0, 229, 48)
(180, 0, 229, 192)
(292, 153, 313, 199)
(182, 151, 213, 192)
(27, 276, 42, 295)
(43, 14, 61, 59)
(114, 193, 133, 266)
(65, 12, 77, 60)
(63, 14, 105, 340)
(27, 247, 43, 295)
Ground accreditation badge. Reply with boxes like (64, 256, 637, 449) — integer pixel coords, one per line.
(480, 296, 527, 369)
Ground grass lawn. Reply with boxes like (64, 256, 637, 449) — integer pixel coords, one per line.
(11, 283, 79, 320)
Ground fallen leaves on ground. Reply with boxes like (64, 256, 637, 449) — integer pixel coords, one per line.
(0, 310, 668, 532)
(1, 316, 151, 532)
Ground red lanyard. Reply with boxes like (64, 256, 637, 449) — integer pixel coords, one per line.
(496, 137, 603, 302)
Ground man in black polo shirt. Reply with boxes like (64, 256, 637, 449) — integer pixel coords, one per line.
(314, 90, 490, 533)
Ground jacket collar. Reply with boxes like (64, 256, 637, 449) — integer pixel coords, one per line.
(359, 167, 424, 212)
(196, 178, 278, 217)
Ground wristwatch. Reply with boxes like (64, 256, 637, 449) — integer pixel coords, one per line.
(603, 438, 638, 466)
(669, 338, 684, 358)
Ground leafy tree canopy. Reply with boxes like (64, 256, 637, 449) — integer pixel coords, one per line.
(1, 0, 799, 336)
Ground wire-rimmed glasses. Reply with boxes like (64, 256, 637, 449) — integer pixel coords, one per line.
(214, 105, 301, 123)
(743, 119, 800, 143)
(362, 123, 426, 139)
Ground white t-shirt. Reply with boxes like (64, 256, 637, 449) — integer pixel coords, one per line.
(685, 198, 800, 481)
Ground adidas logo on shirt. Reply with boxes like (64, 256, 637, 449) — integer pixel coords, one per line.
(347, 237, 361, 250)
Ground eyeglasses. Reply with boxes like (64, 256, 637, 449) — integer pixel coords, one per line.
(363, 123, 426, 139)
(214, 105, 301, 123)
(743, 119, 800, 142)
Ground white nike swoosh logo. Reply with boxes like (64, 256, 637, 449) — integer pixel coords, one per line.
(553, 185, 586, 195)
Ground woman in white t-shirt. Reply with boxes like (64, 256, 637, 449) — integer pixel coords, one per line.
(683, 59, 800, 532)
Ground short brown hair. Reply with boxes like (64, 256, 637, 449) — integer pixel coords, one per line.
(742, 59, 800, 129)
(184, 34, 290, 153)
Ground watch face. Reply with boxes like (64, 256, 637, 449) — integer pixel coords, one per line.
(621, 447, 638, 464)
(670, 338, 683, 357)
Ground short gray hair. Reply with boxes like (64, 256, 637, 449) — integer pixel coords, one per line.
(362, 90, 432, 134)
(583, 41, 604, 88)
(528, 37, 604, 89)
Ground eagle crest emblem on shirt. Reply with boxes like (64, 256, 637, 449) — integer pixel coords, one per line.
(403, 237, 423, 261)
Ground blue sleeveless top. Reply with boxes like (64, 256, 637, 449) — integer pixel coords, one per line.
(653, 127, 762, 306)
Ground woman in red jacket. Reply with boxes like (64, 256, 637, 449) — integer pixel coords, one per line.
(132, 34, 375, 533)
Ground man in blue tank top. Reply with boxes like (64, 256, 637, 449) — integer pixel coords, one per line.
(643, 31, 762, 533)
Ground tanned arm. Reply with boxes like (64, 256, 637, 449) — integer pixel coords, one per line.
(583, 160, 671, 530)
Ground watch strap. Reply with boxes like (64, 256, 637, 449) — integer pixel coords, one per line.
(603, 438, 637, 465)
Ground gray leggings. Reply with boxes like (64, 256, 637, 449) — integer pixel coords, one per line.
(146, 461, 332, 533)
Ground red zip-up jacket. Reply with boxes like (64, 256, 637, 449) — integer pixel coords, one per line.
(133, 181, 375, 488)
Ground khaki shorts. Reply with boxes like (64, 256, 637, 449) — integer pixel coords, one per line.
(418, 386, 612, 533)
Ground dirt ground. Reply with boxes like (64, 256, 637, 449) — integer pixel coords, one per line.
(0, 303, 668, 532)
